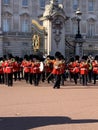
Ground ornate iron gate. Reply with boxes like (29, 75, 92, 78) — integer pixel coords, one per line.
(32, 20, 45, 55)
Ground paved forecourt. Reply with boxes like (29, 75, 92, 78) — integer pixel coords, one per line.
(0, 80, 98, 130)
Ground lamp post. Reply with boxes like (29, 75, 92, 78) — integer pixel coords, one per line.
(74, 8, 84, 58)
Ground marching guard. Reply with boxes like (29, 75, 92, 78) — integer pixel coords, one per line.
(68, 57, 75, 81)
(22, 58, 31, 83)
(80, 58, 89, 86)
(92, 56, 98, 84)
(12, 58, 18, 81)
(44, 56, 53, 83)
(72, 56, 80, 84)
(32, 56, 40, 86)
(0, 59, 4, 84)
(5, 59, 13, 86)
(1, 53, 98, 87)
(52, 54, 62, 89)
(60, 55, 66, 86)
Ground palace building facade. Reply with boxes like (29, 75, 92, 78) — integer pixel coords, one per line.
(0, 0, 98, 57)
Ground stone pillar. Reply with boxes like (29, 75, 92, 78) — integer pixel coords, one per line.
(75, 43, 80, 55)
(75, 42, 83, 58)
(41, 0, 68, 56)
(43, 16, 66, 56)
(51, 16, 66, 56)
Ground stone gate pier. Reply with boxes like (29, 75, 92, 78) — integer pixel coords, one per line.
(40, 0, 69, 56)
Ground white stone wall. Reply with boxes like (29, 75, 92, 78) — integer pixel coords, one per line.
(1, 0, 39, 57)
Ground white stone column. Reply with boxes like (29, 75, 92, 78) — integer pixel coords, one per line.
(43, 20, 51, 55)
(48, 21, 52, 55)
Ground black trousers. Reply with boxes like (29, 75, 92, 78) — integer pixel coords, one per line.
(61, 73, 65, 85)
(13, 72, 17, 81)
(17, 71, 21, 80)
(4, 73, 8, 85)
(24, 72, 29, 83)
(73, 73, 78, 84)
(88, 70, 92, 83)
(54, 74, 61, 88)
(41, 71, 45, 82)
(93, 73, 97, 84)
(7, 73, 13, 86)
(33, 73, 40, 86)
(69, 72, 74, 81)
(46, 72, 52, 83)
(81, 74, 87, 86)
(0, 74, 4, 84)
(29, 73, 33, 85)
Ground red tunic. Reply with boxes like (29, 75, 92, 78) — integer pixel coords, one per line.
(13, 61, 18, 72)
(5, 61, 13, 74)
(23, 61, 31, 73)
(68, 62, 74, 73)
(72, 61, 80, 74)
(80, 62, 89, 75)
(0, 64, 3, 74)
(44, 59, 53, 73)
(32, 62, 40, 73)
(60, 60, 66, 74)
(92, 61, 98, 74)
(52, 60, 62, 75)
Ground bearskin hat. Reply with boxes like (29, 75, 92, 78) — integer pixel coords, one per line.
(75, 55, 79, 61)
(55, 51, 61, 57)
(95, 55, 98, 60)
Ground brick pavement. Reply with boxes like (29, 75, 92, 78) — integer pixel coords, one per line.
(0, 80, 98, 130)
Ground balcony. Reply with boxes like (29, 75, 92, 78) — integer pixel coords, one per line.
(65, 34, 98, 41)
(3, 32, 32, 38)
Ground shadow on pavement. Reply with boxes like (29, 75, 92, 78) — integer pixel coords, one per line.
(0, 116, 98, 130)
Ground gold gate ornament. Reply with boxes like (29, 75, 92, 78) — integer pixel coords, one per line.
(32, 34, 40, 51)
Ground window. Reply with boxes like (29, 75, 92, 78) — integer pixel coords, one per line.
(73, 0, 78, 10)
(3, 0, 10, 5)
(22, 19, 29, 32)
(88, 0, 95, 11)
(88, 19, 95, 36)
(4, 42, 10, 46)
(3, 19, 10, 32)
(40, 0, 45, 8)
(58, 0, 63, 3)
(20, 14, 30, 32)
(22, 42, 28, 46)
(89, 44, 93, 48)
(22, 0, 28, 6)
(88, 22, 95, 36)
